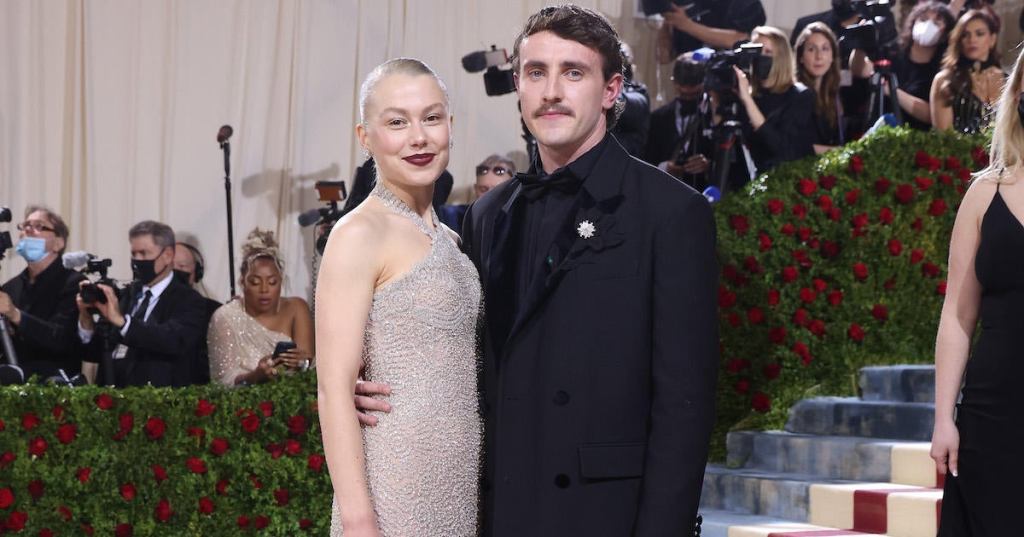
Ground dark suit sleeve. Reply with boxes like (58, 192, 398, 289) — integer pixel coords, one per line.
(751, 88, 816, 165)
(120, 289, 207, 362)
(461, 201, 480, 267)
(634, 192, 719, 536)
(15, 272, 86, 355)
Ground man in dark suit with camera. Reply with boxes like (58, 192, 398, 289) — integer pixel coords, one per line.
(77, 220, 207, 388)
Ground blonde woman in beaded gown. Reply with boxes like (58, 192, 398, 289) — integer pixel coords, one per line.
(316, 58, 481, 537)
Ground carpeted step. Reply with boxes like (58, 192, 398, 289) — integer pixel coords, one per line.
(701, 465, 855, 521)
(809, 482, 942, 537)
(785, 398, 934, 441)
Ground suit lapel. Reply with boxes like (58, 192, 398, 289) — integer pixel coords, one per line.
(483, 184, 523, 354)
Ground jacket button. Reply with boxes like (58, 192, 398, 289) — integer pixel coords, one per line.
(552, 390, 570, 405)
(554, 474, 571, 488)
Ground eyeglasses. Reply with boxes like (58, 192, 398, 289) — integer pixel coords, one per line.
(16, 221, 56, 233)
(476, 165, 512, 177)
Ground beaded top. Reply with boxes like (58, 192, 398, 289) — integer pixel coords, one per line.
(331, 180, 482, 536)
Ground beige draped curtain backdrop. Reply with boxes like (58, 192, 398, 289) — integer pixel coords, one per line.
(1, 0, 832, 302)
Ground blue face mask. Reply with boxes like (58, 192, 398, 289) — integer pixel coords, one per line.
(16, 237, 49, 263)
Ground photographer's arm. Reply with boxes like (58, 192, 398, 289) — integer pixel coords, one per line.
(734, 67, 766, 130)
(663, 5, 749, 50)
(8, 273, 87, 354)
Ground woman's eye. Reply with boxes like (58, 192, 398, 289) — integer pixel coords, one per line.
(387, 118, 407, 127)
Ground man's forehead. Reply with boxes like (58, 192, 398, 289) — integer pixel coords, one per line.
(520, 31, 602, 67)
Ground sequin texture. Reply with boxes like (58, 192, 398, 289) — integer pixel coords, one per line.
(330, 181, 482, 536)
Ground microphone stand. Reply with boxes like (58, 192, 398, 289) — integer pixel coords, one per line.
(220, 137, 237, 298)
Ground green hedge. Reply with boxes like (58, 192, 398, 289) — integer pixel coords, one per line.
(710, 126, 989, 458)
(0, 373, 330, 535)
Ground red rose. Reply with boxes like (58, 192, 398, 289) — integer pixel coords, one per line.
(971, 146, 989, 167)
(718, 286, 737, 308)
(237, 515, 251, 529)
(216, 479, 230, 496)
(759, 233, 773, 251)
(114, 413, 134, 441)
(0, 488, 13, 509)
(844, 189, 861, 205)
(894, 184, 914, 204)
(729, 214, 750, 235)
(151, 464, 168, 483)
(727, 312, 741, 327)
(115, 523, 133, 537)
(0, 418, 4, 432)
(938, 173, 953, 185)
(914, 176, 933, 190)
(937, 281, 947, 295)
(827, 207, 842, 221)
(853, 262, 869, 281)
(144, 417, 166, 440)
(929, 199, 948, 216)
(266, 443, 284, 460)
(872, 304, 889, 321)
(878, 207, 894, 225)
(186, 457, 208, 474)
(923, 262, 942, 278)
(258, 401, 274, 418)
(6, 511, 27, 532)
(793, 308, 809, 327)
(812, 278, 827, 292)
(52, 405, 65, 421)
(743, 255, 762, 274)
(768, 327, 787, 344)
(28, 436, 47, 458)
(849, 155, 864, 174)
(958, 167, 972, 182)
(747, 307, 764, 325)
(799, 287, 816, 304)
(821, 240, 840, 258)
(195, 399, 216, 417)
(809, 319, 826, 337)
(734, 379, 751, 394)
(94, 393, 115, 410)
(22, 413, 40, 431)
(780, 223, 796, 235)
(884, 278, 896, 290)
(240, 410, 261, 434)
(792, 204, 808, 220)
(198, 497, 215, 515)
(76, 467, 91, 483)
(797, 227, 812, 243)
(914, 150, 931, 168)
(798, 178, 817, 196)
(888, 239, 903, 256)
(56, 423, 77, 444)
(851, 212, 869, 229)
(819, 175, 837, 190)
(848, 323, 865, 342)
(285, 439, 302, 456)
(793, 341, 810, 359)
(817, 194, 832, 211)
(912, 217, 923, 231)
(300, 518, 313, 530)
(308, 454, 326, 472)
(726, 358, 751, 373)
(752, 392, 772, 413)
(154, 498, 172, 523)
(763, 363, 782, 380)
(909, 249, 924, 264)
(767, 289, 780, 306)
(781, 266, 799, 283)
(827, 289, 843, 306)
(274, 488, 290, 506)
(945, 156, 961, 170)
(40, 529, 54, 537)
(210, 437, 230, 456)
(28, 479, 44, 500)
(1, 452, 15, 468)
(255, 515, 270, 529)
(120, 483, 136, 501)
(874, 177, 891, 194)
(767, 198, 784, 214)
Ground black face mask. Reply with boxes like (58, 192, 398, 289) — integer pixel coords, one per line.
(132, 248, 168, 285)
(677, 97, 700, 115)
(172, 269, 193, 287)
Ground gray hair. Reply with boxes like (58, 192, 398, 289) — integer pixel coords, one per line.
(476, 154, 517, 177)
(358, 58, 450, 125)
(128, 220, 176, 250)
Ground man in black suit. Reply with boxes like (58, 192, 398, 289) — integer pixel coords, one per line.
(77, 221, 207, 388)
(644, 53, 711, 189)
(356, 5, 718, 535)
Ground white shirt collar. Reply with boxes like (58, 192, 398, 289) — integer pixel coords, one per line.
(142, 270, 174, 300)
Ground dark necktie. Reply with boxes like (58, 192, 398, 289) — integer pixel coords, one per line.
(517, 171, 583, 202)
(132, 290, 152, 322)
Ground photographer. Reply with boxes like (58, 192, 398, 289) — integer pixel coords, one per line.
(791, 0, 864, 45)
(173, 241, 221, 384)
(658, 0, 766, 60)
(736, 26, 816, 175)
(850, 1, 955, 130)
(644, 53, 711, 185)
(77, 220, 207, 388)
(0, 206, 85, 380)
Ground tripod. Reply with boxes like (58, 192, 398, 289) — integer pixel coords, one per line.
(864, 58, 903, 129)
(0, 256, 25, 384)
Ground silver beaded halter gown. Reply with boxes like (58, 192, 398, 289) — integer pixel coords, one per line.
(330, 181, 482, 536)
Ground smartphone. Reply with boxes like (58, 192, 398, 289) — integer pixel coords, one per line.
(272, 341, 297, 359)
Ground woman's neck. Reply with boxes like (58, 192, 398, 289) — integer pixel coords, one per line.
(379, 178, 434, 222)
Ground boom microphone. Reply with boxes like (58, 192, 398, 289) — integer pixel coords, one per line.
(62, 251, 94, 270)
(217, 125, 234, 144)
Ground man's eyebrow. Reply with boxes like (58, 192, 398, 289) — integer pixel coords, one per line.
(522, 59, 592, 71)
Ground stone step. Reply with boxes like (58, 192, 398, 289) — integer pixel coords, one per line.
(700, 465, 855, 521)
(696, 509, 847, 537)
(785, 397, 935, 441)
(726, 521, 884, 537)
(726, 431, 942, 487)
(859, 365, 935, 403)
(809, 482, 942, 537)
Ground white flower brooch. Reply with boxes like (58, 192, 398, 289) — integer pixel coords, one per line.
(576, 220, 596, 239)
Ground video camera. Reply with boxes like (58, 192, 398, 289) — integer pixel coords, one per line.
(0, 207, 12, 258)
(702, 43, 772, 97)
(462, 45, 516, 96)
(838, 0, 898, 60)
(62, 252, 121, 306)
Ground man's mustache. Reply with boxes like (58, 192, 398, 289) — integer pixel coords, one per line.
(533, 104, 574, 117)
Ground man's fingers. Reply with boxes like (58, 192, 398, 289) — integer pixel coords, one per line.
(355, 381, 392, 396)
(355, 395, 391, 413)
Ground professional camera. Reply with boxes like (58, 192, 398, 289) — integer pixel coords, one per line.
(461, 45, 516, 96)
(0, 207, 12, 256)
(703, 43, 772, 94)
(62, 252, 120, 305)
(838, 0, 898, 60)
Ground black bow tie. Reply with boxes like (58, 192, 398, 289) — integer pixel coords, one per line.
(517, 171, 583, 201)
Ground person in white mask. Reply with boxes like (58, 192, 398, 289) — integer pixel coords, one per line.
(0, 205, 86, 380)
(851, 1, 955, 130)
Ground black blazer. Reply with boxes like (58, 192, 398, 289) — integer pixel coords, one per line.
(463, 136, 719, 537)
(86, 278, 208, 388)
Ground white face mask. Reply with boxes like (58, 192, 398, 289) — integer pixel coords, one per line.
(912, 20, 942, 47)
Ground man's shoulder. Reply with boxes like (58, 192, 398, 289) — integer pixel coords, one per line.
(622, 153, 704, 207)
(468, 179, 518, 221)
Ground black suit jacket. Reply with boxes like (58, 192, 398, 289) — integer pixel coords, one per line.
(85, 278, 208, 388)
(463, 136, 719, 536)
(643, 101, 681, 167)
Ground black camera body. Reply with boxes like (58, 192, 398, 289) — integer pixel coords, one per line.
(0, 207, 12, 258)
(703, 43, 772, 94)
(79, 258, 120, 306)
(838, 0, 898, 60)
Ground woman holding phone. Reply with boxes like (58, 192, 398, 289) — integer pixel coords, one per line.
(207, 228, 314, 386)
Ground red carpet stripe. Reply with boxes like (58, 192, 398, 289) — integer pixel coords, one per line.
(851, 487, 942, 533)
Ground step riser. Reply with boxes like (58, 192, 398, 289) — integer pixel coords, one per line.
(701, 471, 813, 521)
(859, 365, 935, 403)
(785, 398, 935, 441)
(727, 432, 892, 482)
